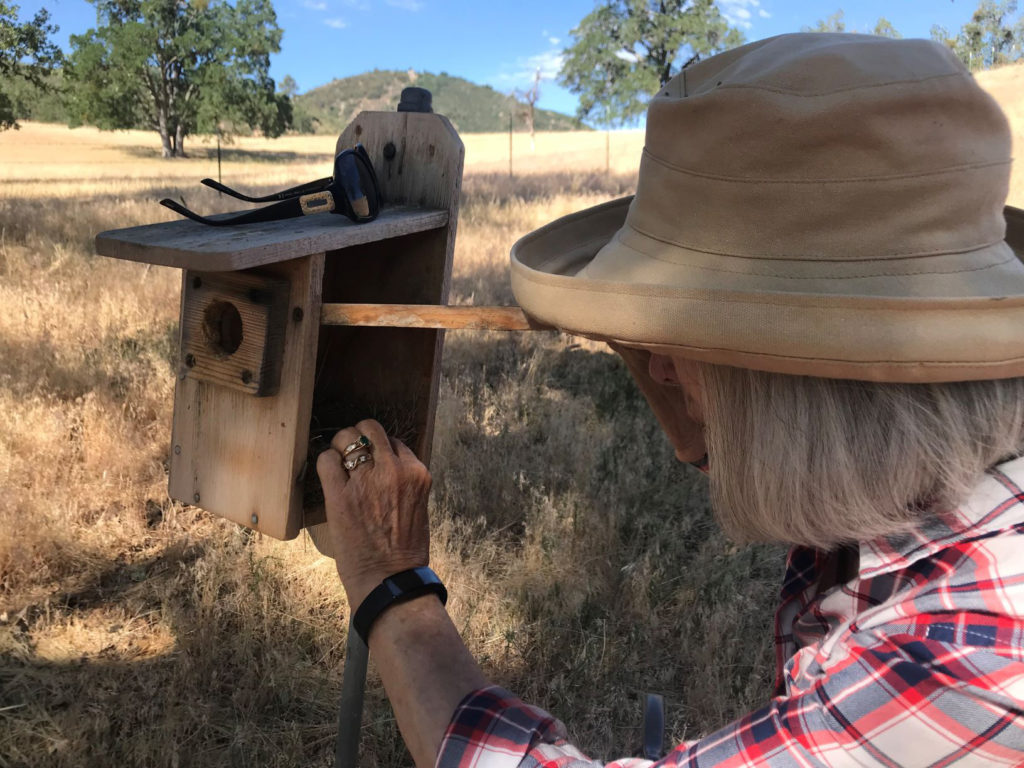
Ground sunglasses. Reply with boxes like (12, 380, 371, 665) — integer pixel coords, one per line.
(160, 144, 382, 227)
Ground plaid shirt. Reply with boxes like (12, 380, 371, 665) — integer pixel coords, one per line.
(437, 456, 1024, 767)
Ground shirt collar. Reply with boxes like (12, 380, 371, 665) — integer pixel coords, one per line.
(858, 455, 1024, 579)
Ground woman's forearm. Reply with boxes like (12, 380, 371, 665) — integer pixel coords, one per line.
(314, 425, 489, 766)
(365, 594, 489, 768)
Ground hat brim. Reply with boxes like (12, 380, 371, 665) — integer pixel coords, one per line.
(510, 197, 1024, 383)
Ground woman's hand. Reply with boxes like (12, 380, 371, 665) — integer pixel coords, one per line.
(315, 419, 432, 608)
(608, 342, 707, 463)
(316, 422, 488, 768)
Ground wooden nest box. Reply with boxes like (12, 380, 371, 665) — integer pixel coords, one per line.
(96, 108, 464, 550)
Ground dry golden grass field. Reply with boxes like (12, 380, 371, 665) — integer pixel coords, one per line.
(2, 64, 1023, 767)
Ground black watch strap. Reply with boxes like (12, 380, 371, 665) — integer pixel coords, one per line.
(352, 567, 447, 644)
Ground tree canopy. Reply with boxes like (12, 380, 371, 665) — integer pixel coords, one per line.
(0, 1, 62, 131)
(931, 0, 1024, 71)
(67, 0, 291, 157)
(557, 0, 744, 128)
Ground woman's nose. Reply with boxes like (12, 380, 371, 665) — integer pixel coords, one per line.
(648, 353, 679, 386)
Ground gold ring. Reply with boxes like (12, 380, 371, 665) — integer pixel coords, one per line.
(344, 453, 374, 472)
(341, 435, 372, 458)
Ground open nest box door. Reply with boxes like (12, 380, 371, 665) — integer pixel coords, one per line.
(95, 109, 464, 556)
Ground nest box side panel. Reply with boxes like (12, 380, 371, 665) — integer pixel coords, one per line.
(337, 111, 463, 219)
(304, 112, 463, 542)
(335, 111, 464, 459)
(169, 254, 325, 540)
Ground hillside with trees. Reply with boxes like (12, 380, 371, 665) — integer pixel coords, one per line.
(293, 69, 581, 134)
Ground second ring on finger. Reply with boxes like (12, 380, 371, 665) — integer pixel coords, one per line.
(343, 453, 374, 472)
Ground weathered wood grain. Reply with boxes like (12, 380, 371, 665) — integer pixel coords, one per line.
(168, 254, 325, 540)
(320, 303, 546, 331)
(95, 206, 448, 272)
(180, 271, 290, 396)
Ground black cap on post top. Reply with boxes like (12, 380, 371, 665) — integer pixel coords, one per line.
(398, 87, 433, 113)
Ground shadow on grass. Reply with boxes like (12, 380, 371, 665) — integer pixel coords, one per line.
(0, 539, 356, 768)
(0, 324, 178, 402)
(431, 333, 782, 753)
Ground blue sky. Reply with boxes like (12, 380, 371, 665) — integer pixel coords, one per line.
(28, 0, 981, 118)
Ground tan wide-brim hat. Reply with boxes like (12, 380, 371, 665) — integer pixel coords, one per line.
(511, 33, 1024, 383)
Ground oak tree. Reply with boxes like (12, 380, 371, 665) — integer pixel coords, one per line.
(67, 0, 291, 157)
(0, 1, 62, 130)
(558, 0, 744, 127)
(931, 0, 1023, 71)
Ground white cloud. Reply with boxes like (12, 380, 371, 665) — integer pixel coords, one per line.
(324, 16, 347, 27)
(303, 0, 327, 10)
(527, 49, 564, 80)
(615, 49, 640, 63)
(385, 0, 423, 10)
(549, 36, 560, 45)
(759, 8, 770, 17)
(493, 48, 565, 87)
(719, 0, 765, 29)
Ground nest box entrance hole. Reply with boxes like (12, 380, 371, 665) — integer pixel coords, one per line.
(203, 300, 244, 357)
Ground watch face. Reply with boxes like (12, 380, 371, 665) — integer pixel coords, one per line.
(354, 567, 448, 643)
(385, 567, 440, 597)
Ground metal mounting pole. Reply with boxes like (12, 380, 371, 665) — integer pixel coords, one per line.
(335, 621, 369, 768)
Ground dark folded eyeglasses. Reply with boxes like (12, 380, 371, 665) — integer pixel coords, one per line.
(160, 144, 382, 226)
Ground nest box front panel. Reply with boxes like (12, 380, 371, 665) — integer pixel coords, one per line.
(169, 255, 325, 540)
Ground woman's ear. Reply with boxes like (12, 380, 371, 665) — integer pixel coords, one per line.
(648, 353, 680, 386)
(670, 356, 706, 423)
(607, 342, 707, 462)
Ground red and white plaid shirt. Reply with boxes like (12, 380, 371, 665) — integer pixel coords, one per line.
(437, 456, 1024, 767)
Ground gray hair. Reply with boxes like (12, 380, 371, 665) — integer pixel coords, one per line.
(694, 363, 1024, 550)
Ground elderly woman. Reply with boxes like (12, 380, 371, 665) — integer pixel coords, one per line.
(316, 33, 1024, 767)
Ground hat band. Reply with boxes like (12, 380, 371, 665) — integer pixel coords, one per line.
(629, 149, 1011, 262)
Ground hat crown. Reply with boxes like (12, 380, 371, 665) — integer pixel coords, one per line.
(680, 33, 962, 99)
(631, 33, 1012, 261)
(508, 33, 1024, 383)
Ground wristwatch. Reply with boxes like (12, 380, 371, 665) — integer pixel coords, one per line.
(352, 566, 448, 644)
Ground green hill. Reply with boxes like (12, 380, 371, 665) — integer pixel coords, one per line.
(293, 69, 583, 134)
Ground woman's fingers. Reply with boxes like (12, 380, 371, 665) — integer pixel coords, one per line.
(356, 419, 398, 459)
(315, 446, 348, 493)
(327, 420, 397, 472)
(330, 425, 372, 457)
(389, 436, 417, 462)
